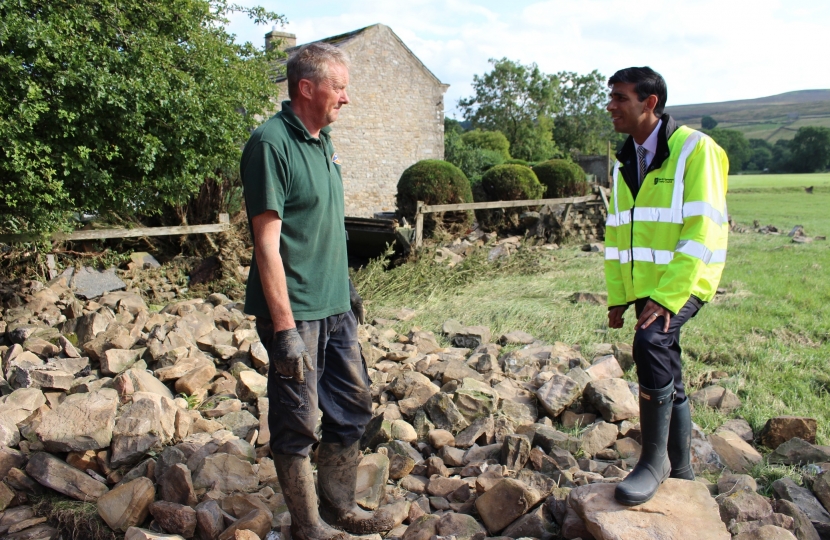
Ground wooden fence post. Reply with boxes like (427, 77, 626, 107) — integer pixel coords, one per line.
(414, 201, 424, 250)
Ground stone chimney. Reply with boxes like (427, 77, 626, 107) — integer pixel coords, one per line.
(265, 28, 297, 52)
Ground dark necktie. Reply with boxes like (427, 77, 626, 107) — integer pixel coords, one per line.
(637, 145, 648, 185)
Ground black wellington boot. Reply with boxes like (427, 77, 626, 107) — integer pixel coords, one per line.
(317, 441, 409, 534)
(615, 380, 675, 506)
(667, 396, 695, 480)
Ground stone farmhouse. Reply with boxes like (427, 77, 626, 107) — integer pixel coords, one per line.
(266, 24, 449, 218)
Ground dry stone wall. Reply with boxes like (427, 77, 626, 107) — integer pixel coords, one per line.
(276, 24, 447, 217)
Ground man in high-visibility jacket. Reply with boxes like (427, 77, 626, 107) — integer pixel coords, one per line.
(604, 67, 729, 506)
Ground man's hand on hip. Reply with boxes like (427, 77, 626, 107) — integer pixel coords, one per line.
(268, 328, 314, 382)
(636, 300, 671, 332)
(349, 279, 365, 325)
(608, 306, 627, 329)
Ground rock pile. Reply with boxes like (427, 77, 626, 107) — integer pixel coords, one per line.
(1, 277, 830, 540)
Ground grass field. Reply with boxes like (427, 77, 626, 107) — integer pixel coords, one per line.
(354, 174, 830, 451)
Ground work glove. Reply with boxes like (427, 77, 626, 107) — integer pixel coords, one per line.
(269, 328, 314, 382)
(349, 279, 365, 325)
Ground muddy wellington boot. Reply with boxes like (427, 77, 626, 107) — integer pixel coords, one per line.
(317, 441, 410, 534)
(273, 454, 352, 540)
(615, 380, 675, 506)
(667, 396, 695, 480)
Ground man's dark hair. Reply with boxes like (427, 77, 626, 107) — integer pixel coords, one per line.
(608, 67, 668, 116)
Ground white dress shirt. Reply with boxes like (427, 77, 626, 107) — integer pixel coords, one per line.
(634, 119, 662, 183)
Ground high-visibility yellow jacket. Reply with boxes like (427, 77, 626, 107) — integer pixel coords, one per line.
(605, 119, 730, 314)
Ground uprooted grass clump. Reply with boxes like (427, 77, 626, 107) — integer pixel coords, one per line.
(33, 494, 121, 540)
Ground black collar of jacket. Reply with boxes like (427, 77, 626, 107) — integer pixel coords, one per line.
(615, 113, 678, 199)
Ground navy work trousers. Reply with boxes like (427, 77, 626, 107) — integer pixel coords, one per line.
(256, 310, 373, 457)
(632, 296, 703, 400)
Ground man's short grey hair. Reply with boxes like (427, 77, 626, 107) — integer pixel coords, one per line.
(286, 42, 350, 99)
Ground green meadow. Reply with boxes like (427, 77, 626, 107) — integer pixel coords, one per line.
(355, 174, 830, 450)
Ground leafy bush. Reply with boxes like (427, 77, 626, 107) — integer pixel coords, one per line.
(532, 159, 589, 198)
(504, 158, 530, 166)
(396, 160, 473, 228)
(444, 130, 504, 184)
(480, 165, 544, 201)
(461, 129, 511, 159)
(0, 0, 284, 233)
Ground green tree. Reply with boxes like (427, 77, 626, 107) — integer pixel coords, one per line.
(553, 70, 617, 155)
(461, 129, 511, 159)
(0, 0, 284, 233)
(444, 117, 464, 136)
(444, 130, 503, 184)
(789, 126, 830, 172)
(458, 58, 560, 162)
(704, 128, 751, 171)
(701, 115, 719, 130)
(747, 139, 773, 171)
(770, 139, 794, 172)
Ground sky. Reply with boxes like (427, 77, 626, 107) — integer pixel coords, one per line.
(225, 0, 830, 117)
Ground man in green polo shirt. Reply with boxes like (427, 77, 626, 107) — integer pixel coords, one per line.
(241, 43, 407, 540)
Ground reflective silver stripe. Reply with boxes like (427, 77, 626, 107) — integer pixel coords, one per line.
(710, 249, 727, 264)
(632, 247, 674, 264)
(675, 239, 713, 264)
(671, 131, 706, 224)
(683, 201, 727, 226)
(606, 212, 618, 227)
(612, 161, 621, 219)
(605, 247, 619, 260)
(633, 206, 682, 223)
(619, 250, 631, 264)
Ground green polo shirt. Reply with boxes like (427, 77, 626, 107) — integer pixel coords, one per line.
(240, 101, 350, 321)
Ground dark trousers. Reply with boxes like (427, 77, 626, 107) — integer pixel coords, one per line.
(256, 310, 373, 457)
(632, 296, 703, 401)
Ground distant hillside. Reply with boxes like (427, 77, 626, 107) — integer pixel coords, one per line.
(666, 90, 830, 142)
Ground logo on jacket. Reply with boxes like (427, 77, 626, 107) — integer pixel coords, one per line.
(654, 177, 673, 185)
(332, 152, 342, 165)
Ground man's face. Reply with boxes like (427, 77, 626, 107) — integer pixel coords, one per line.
(606, 82, 650, 135)
(310, 62, 350, 126)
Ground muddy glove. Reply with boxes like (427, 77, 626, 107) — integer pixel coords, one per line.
(349, 279, 365, 325)
(269, 328, 314, 382)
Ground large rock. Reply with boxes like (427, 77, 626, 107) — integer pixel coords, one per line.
(501, 504, 559, 540)
(174, 359, 216, 396)
(813, 471, 830, 516)
(501, 434, 531, 470)
(689, 385, 742, 413)
(236, 371, 267, 402)
(101, 349, 141, 376)
(475, 478, 543, 533)
(732, 525, 798, 540)
(768, 438, 830, 466)
(97, 477, 155, 532)
(72, 267, 126, 299)
(584, 378, 639, 422)
(111, 392, 178, 467)
(216, 410, 259, 439)
(0, 388, 46, 425)
(402, 514, 440, 540)
(569, 480, 730, 539)
(772, 478, 830, 537)
(193, 453, 258, 493)
(435, 512, 486, 540)
(585, 355, 624, 380)
(580, 421, 620, 457)
(453, 378, 498, 421)
(536, 374, 581, 418)
(35, 389, 118, 452)
(355, 453, 390, 510)
(158, 463, 198, 506)
(149, 501, 197, 538)
(26, 452, 109, 501)
(760, 417, 817, 450)
(773, 499, 821, 540)
(717, 488, 774, 525)
(113, 368, 175, 400)
(709, 430, 763, 473)
(452, 326, 491, 348)
(424, 392, 469, 433)
(125, 528, 186, 540)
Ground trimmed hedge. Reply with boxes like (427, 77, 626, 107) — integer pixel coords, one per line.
(396, 160, 473, 227)
(460, 129, 511, 160)
(480, 164, 544, 201)
(532, 159, 589, 198)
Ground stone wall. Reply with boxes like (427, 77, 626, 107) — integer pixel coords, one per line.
(276, 24, 448, 217)
(574, 154, 611, 187)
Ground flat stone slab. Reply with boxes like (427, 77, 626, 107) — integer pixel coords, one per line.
(569, 479, 730, 540)
(71, 266, 126, 299)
